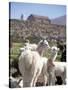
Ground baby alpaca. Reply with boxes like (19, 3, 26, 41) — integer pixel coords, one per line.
(47, 46, 59, 85)
(47, 46, 66, 85)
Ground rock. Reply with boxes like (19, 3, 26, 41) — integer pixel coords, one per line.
(9, 76, 23, 88)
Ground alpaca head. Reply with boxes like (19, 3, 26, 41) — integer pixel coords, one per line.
(38, 39, 50, 50)
(49, 46, 59, 62)
(50, 46, 59, 56)
(37, 39, 50, 56)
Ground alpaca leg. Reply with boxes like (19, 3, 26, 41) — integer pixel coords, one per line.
(30, 78, 34, 87)
(48, 68, 55, 85)
(42, 67, 49, 86)
(47, 74, 50, 85)
(33, 70, 41, 87)
(18, 62, 25, 87)
(43, 75, 48, 85)
(51, 74, 55, 85)
(23, 78, 34, 87)
(63, 78, 66, 84)
(23, 70, 36, 87)
(48, 73, 53, 85)
(23, 82, 30, 87)
(61, 75, 66, 84)
(48, 71, 55, 85)
(23, 74, 35, 87)
(28, 73, 35, 87)
(62, 69, 66, 84)
(51, 71, 55, 85)
(29, 69, 38, 87)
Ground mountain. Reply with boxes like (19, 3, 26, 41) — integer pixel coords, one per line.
(51, 15, 66, 25)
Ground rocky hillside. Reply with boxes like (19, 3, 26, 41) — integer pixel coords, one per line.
(10, 14, 66, 43)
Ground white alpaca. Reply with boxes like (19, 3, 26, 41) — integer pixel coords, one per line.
(47, 46, 59, 85)
(47, 46, 66, 85)
(18, 40, 50, 87)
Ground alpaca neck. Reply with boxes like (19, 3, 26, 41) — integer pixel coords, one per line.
(49, 53, 57, 62)
(47, 53, 57, 67)
(36, 46, 44, 56)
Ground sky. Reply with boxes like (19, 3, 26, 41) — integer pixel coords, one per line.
(9, 2, 66, 20)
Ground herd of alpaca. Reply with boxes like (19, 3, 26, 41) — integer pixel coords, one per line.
(18, 39, 66, 87)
